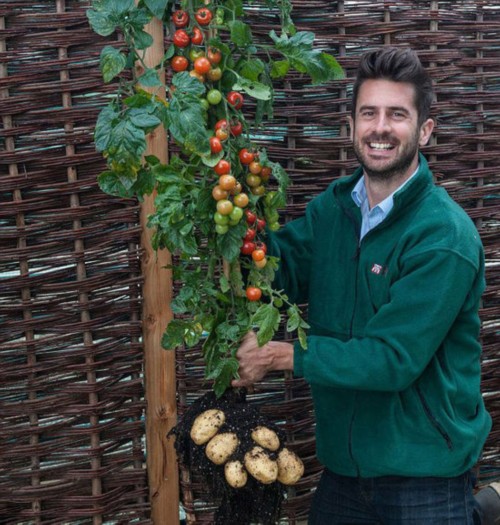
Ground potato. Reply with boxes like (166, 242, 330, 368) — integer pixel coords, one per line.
(205, 432, 239, 465)
(244, 446, 278, 485)
(251, 426, 280, 451)
(277, 447, 304, 485)
(190, 409, 226, 445)
(224, 460, 248, 489)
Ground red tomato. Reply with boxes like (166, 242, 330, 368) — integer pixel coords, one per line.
(256, 218, 266, 231)
(194, 57, 211, 75)
(230, 119, 243, 136)
(252, 249, 266, 262)
(245, 209, 257, 225)
(209, 136, 223, 154)
(239, 148, 255, 165)
(195, 7, 213, 26)
(214, 159, 231, 176)
(255, 241, 267, 253)
(215, 119, 228, 131)
(207, 48, 222, 65)
(172, 10, 189, 28)
(173, 29, 190, 48)
(243, 228, 256, 242)
(246, 287, 262, 301)
(191, 27, 204, 45)
(227, 91, 244, 110)
(240, 241, 256, 255)
(260, 166, 272, 181)
(171, 56, 189, 72)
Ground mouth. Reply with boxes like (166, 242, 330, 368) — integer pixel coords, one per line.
(368, 142, 395, 151)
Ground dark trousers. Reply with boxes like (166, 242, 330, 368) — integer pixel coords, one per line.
(309, 468, 481, 524)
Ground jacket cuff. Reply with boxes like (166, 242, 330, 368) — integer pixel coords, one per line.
(293, 340, 305, 377)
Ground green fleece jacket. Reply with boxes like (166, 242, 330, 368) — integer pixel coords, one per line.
(269, 154, 491, 478)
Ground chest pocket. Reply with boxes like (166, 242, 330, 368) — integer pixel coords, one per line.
(365, 262, 391, 312)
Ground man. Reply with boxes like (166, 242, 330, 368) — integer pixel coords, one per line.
(232, 47, 492, 523)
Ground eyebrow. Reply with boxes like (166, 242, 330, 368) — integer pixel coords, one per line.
(358, 105, 411, 115)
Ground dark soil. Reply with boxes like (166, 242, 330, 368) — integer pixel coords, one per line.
(168, 388, 287, 525)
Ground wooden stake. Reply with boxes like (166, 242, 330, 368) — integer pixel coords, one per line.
(138, 16, 179, 525)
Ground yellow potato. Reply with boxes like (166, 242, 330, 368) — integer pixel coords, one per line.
(190, 409, 226, 445)
(276, 447, 304, 485)
(205, 432, 239, 465)
(224, 460, 248, 489)
(251, 426, 280, 451)
(244, 446, 278, 485)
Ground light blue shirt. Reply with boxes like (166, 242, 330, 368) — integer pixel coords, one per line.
(351, 167, 419, 241)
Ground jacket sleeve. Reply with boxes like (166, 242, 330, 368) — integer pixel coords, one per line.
(267, 196, 319, 305)
(293, 247, 485, 391)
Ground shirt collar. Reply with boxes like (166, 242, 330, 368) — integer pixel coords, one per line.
(351, 165, 420, 213)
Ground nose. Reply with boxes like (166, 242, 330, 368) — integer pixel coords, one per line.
(374, 114, 391, 134)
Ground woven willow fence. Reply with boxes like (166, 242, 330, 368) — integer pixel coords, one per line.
(1, 1, 499, 524)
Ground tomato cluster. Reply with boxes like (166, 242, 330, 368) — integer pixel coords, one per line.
(167, 3, 283, 305)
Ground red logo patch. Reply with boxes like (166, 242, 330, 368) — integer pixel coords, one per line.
(371, 263, 384, 275)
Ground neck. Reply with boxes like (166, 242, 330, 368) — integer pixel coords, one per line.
(364, 157, 419, 208)
(364, 174, 404, 208)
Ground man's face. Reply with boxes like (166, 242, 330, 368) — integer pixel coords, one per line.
(349, 79, 434, 181)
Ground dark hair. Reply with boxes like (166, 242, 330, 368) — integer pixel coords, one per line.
(351, 47, 435, 126)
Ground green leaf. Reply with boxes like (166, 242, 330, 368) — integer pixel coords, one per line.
(86, 9, 117, 36)
(238, 58, 265, 82)
(229, 20, 252, 47)
(269, 30, 345, 85)
(134, 29, 154, 50)
(100, 46, 126, 83)
(137, 67, 162, 87)
(251, 303, 281, 346)
(201, 150, 224, 168)
(97, 170, 135, 198)
(215, 222, 247, 262)
(161, 319, 186, 349)
(210, 357, 240, 398)
(219, 275, 230, 293)
(270, 60, 290, 80)
(286, 305, 301, 332)
(232, 76, 271, 101)
(129, 112, 161, 130)
(108, 119, 147, 160)
(298, 327, 308, 350)
(94, 103, 120, 152)
(172, 71, 206, 96)
(143, 0, 170, 19)
(131, 166, 156, 197)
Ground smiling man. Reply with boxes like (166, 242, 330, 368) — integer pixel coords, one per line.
(232, 47, 492, 523)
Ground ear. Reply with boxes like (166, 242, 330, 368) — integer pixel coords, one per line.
(419, 118, 434, 147)
(347, 116, 354, 141)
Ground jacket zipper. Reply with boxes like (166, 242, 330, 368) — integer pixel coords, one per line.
(335, 186, 362, 474)
(416, 386, 454, 450)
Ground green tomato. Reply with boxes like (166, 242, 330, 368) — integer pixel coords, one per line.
(229, 206, 243, 222)
(200, 98, 210, 111)
(189, 48, 205, 62)
(207, 89, 222, 105)
(215, 223, 229, 235)
(265, 209, 280, 224)
(268, 221, 280, 232)
(214, 212, 229, 225)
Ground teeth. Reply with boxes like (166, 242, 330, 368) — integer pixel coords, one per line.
(369, 143, 393, 150)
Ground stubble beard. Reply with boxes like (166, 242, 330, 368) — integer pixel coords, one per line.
(353, 129, 420, 183)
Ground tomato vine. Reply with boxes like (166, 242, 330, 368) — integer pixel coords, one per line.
(87, 0, 344, 397)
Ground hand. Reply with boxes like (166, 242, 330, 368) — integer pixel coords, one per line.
(231, 332, 294, 388)
(231, 331, 273, 388)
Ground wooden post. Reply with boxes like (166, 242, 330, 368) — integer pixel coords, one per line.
(139, 16, 179, 525)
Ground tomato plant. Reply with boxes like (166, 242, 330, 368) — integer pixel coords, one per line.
(87, 0, 344, 397)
